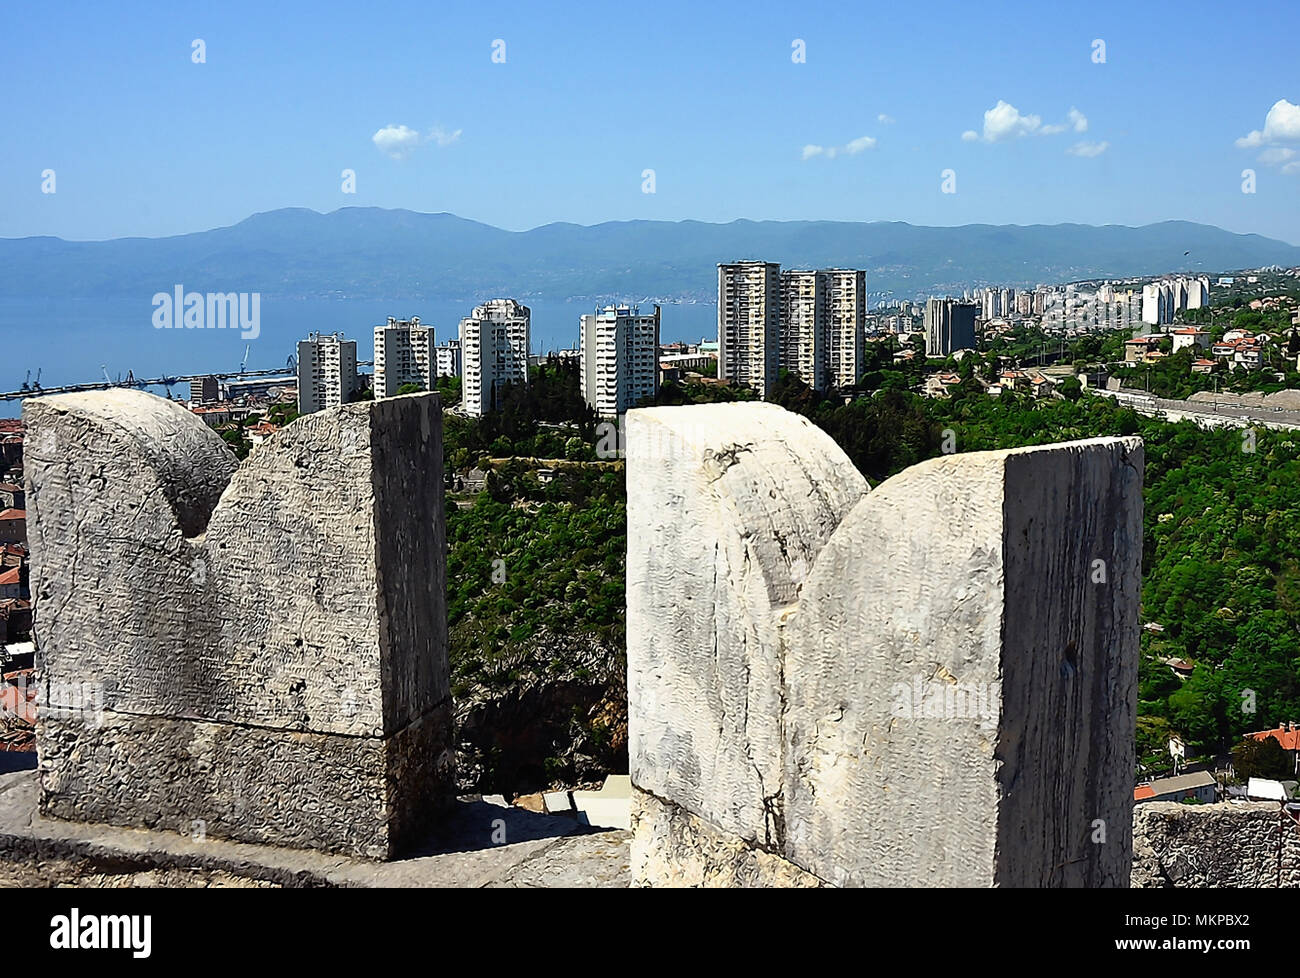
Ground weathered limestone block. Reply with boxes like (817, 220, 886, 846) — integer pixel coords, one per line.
(630, 790, 822, 888)
(1132, 801, 1300, 887)
(627, 402, 1143, 887)
(25, 389, 452, 859)
(626, 403, 868, 849)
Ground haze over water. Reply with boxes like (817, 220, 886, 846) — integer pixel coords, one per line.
(0, 296, 718, 416)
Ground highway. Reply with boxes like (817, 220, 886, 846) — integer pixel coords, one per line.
(1094, 387, 1300, 431)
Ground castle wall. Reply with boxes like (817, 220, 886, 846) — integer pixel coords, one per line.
(24, 389, 453, 859)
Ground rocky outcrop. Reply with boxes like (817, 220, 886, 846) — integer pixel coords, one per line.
(452, 627, 626, 793)
(626, 402, 1143, 887)
(24, 389, 454, 859)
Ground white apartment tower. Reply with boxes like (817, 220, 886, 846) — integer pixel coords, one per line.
(434, 339, 462, 378)
(297, 332, 358, 415)
(718, 261, 781, 398)
(779, 270, 828, 391)
(579, 304, 660, 417)
(823, 268, 867, 388)
(459, 299, 531, 417)
(373, 316, 434, 399)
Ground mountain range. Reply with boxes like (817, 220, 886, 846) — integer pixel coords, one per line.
(3, 208, 1298, 302)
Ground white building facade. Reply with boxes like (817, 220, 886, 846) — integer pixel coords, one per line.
(779, 270, 828, 391)
(434, 339, 462, 379)
(459, 299, 531, 417)
(373, 317, 434, 399)
(823, 268, 867, 388)
(579, 304, 660, 417)
(297, 332, 358, 415)
(718, 261, 781, 398)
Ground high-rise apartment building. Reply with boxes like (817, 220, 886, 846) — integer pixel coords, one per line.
(373, 316, 434, 399)
(718, 261, 781, 398)
(459, 299, 531, 417)
(434, 339, 462, 379)
(924, 298, 978, 356)
(579, 304, 660, 417)
(823, 269, 867, 388)
(779, 270, 828, 391)
(297, 332, 358, 415)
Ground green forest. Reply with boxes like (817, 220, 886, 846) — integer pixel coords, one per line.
(441, 356, 1300, 789)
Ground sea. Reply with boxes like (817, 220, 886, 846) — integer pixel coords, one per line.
(0, 297, 719, 418)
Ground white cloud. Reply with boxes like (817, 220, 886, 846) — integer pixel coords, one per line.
(1284, 161, 1300, 176)
(1066, 140, 1109, 158)
(967, 102, 1091, 142)
(372, 123, 462, 159)
(1237, 99, 1300, 151)
(1259, 147, 1297, 165)
(802, 136, 876, 160)
(981, 100, 1041, 141)
(429, 126, 462, 147)
(372, 124, 424, 160)
(877, 113, 895, 125)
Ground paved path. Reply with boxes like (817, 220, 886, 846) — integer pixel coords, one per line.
(0, 771, 630, 887)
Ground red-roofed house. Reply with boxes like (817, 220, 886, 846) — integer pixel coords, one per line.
(1248, 723, 1300, 772)
(0, 669, 36, 728)
(0, 567, 19, 600)
(0, 509, 24, 546)
(1171, 328, 1209, 352)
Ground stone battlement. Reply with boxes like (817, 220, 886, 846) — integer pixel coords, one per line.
(625, 403, 1144, 886)
(24, 389, 454, 859)
(17, 393, 1166, 884)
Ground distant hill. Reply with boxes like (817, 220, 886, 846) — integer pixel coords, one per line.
(2, 208, 1297, 302)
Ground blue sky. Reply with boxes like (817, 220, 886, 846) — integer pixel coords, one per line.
(3, 0, 1298, 243)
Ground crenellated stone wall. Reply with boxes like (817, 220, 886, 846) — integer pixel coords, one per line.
(1132, 801, 1300, 887)
(626, 402, 1144, 887)
(24, 389, 453, 859)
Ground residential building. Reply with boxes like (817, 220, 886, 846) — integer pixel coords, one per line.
(0, 509, 25, 546)
(1171, 328, 1210, 353)
(1141, 284, 1166, 326)
(718, 261, 780, 398)
(924, 298, 978, 356)
(779, 270, 828, 391)
(435, 340, 462, 378)
(374, 317, 434, 399)
(579, 304, 660, 417)
(296, 332, 358, 415)
(0, 567, 18, 600)
(823, 269, 867, 388)
(1247, 723, 1300, 774)
(1133, 770, 1218, 805)
(459, 299, 531, 417)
